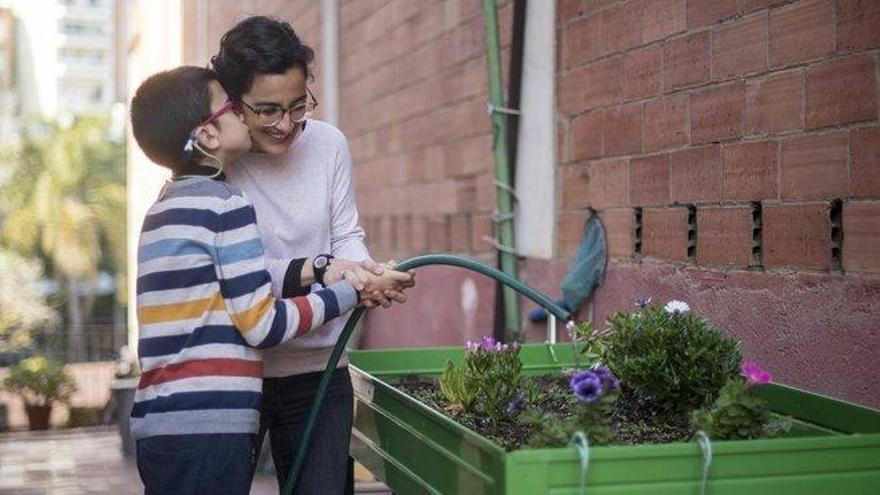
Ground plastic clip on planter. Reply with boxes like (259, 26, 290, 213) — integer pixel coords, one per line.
(282, 254, 572, 495)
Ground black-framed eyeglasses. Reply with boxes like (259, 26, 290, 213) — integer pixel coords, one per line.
(239, 88, 318, 128)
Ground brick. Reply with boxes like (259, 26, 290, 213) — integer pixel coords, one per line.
(722, 140, 778, 200)
(843, 202, 880, 272)
(588, 158, 630, 208)
(712, 13, 768, 79)
(410, 216, 429, 252)
(696, 206, 753, 266)
(645, 93, 688, 151)
(569, 111, 603, 161)
(601, 0, 643, 55)
(449, 215, 471, 253)
(394, 215, 411, 253)
(643, 0, 687, 42)
(850, 126, 880, 198)
(470, 214, 494, 255)
(763, 203, 830, 270)
(561, 163, 592, 209)
(598, 208, 635, 258)
(664, 31, 711, 89)
(739, 0, 788, 14)
(630, 153, 670, 206)
(837, 0, 880, 52)
(688, 0, 737, 28)
(564, 13, 603, 69)
(745, 70, 804, 135)
(582, 56, 624, 110)
(805, 54, 878, 129)
(445, 134, 493, 177)
(559, 209, 592, 255)
(642, 207, 688, 261)
(559, 0, 615, 19)
(690, 81, 745, 144)
(455, 176, 478, 212)
(603, 103, 643, 156)
(475, 172, 496, 212)
(769, 0, 835, 67)
(623, 44, 663, 101)
(428, 215, 451, 252)
(781, 132, 847, 200)
(670, 145, 724, 203)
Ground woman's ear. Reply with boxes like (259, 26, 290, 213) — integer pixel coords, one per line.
(195, 124, 221, 152)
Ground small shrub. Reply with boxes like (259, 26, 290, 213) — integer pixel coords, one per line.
(2, 356, 76, 407)
(603, 300, 741, 413)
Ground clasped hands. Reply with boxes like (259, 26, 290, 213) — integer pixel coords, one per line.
(324, 259, 415, 308)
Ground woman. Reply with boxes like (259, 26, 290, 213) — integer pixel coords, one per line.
(211, 16, 414, 494)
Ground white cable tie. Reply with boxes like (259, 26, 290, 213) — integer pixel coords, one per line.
(493, 179, 519, 201)
(695, 430, 713, 495)
(486, 102, 522, 116)
(480, 235, 519, 256)
(568, 431, 590, 495)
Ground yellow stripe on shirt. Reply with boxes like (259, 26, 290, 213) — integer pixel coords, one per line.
(137, 292, 225, 324)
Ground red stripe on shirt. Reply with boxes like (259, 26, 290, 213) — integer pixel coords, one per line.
(292, 296, 313, 338)
(138, 358, 262, 388)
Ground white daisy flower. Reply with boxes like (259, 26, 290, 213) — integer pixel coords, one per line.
(664, 300, 690, 315)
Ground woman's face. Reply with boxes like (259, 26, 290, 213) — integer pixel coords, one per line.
(239, 67, 308, 155)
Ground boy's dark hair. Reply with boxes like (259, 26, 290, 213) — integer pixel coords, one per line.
(130, 66, 213, 171)
(211, 16, 314, 100)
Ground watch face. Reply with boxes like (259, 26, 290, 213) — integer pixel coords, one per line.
(315, 256, 329, 269)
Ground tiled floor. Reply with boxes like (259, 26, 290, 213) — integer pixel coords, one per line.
(0, 427, 389, 494)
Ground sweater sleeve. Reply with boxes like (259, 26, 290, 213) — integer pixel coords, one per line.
(213, 194, 359, 349)
(329, 134, 371, 262)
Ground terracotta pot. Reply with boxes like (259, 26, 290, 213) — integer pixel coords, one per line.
(25, 404, 52, 431)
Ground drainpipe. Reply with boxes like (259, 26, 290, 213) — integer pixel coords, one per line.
(321, 0, 339, 126)
(482, 0, 521, 341)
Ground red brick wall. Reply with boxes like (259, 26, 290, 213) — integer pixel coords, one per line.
(179, 1, 880, 407)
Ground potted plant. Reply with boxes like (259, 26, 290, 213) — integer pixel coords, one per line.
(2, 356, 76, 430)
(347, 297, 880, 494)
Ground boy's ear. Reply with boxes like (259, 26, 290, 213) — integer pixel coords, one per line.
(195, 124, 221, 152)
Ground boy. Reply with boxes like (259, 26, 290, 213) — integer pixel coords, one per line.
(129, 66, 374, 494)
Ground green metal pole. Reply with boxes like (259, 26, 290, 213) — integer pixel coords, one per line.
(482, 0, 521, 341)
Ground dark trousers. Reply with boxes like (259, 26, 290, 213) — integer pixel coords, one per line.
(259, 367, 354, 495)
(136, 433, 257, 495)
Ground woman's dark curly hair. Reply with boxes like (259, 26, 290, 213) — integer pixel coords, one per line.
(211, 16, 314, 100)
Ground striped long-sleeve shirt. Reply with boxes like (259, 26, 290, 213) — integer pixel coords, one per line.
(131, 177, 358, 439)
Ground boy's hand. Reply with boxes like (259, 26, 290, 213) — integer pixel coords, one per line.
(324, 258, 385, 290)
(357, 261, 416, 309)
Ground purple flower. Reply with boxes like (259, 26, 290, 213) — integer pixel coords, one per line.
(634, 295, 652, 309)
(741, 361, 773, 386)
(465, 340, 479, 353)
(591, 365, 620, 394)
(506, 394, 526, 415)
(480, 336, 498, 352)
(570, 371, 604, 403)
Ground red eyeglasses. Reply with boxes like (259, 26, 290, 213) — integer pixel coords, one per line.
(183, 100, 238, 153)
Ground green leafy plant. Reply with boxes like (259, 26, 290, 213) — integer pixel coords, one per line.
(603, 299, 741, 413)
(692, 361, 791, 440)
(526, 366, 619, 447)
(439, 359, 477, 412)
(2, 356, 77, 407)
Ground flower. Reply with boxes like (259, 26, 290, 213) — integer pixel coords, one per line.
(506, 394, 526, 415)
(591, 365, 620, 394)
(465, 340, 479, 353)
(741, 361, 773, 386)
(664, 300, 690, 315)
(480, 336, 498, 352)
(634, 295, 652, 309)
(570, 371, 604, 403)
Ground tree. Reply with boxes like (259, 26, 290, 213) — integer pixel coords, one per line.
(0, 249, 59, 354)
(1, 117, 126, 362)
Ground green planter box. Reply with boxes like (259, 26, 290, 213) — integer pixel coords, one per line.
(349, 344, 880, 495)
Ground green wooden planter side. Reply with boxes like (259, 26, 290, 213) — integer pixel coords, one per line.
(349, 344, 880, 495)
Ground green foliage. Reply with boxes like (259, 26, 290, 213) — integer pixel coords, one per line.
(439, 359, 477, 411)
(569, 321, 606, 368)
(603, 304, 741, 413)
(2, 356, 77, 407)
(524, 379, 617, 447)
(0, 250, 59, 352)
(465, 343, 523, 425)
(691, 378, 791, 440)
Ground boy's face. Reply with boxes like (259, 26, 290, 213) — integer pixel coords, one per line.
(207, 80, 252, 159)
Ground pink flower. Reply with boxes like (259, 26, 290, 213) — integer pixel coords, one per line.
(741, 361, 773, 386)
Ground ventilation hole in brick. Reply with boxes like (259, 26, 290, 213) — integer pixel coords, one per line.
(830, 199, 843, 270)
(686, 205, 697, 260)
(634, 207, 643, 256)
(751, 201, 763, 267)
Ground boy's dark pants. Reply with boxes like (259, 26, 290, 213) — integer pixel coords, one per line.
(136, 433, 257, 495)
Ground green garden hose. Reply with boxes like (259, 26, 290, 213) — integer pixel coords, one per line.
(282, 254, 572, 494)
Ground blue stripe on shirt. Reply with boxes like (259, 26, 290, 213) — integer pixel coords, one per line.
(256, 300, 288, 349)
(218, 271, 271, 299)
(216, 238, 264, 265)
(138, 325, 248, 358)
(132, 390, 261, 417)
(139, 238, 209, 262)
(315, 289, 340, 321)
(141, 205, 255, 234)
(137, 264, 217, 294)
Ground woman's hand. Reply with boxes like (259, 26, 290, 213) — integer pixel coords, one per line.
(356, 260, 416, 309)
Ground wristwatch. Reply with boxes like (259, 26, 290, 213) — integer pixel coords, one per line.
(313, 254, 335, 286)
